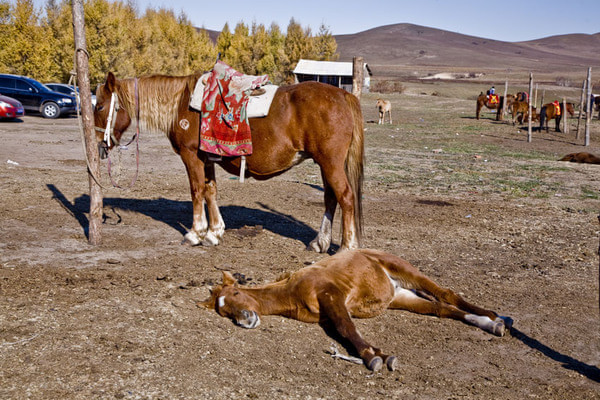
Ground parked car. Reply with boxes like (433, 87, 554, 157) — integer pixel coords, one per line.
(0, 74, 76, 118)
(46, 82, 96, 107)
(0, 93, 25, 119)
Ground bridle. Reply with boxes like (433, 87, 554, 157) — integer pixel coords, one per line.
(94, 78, 141, 188)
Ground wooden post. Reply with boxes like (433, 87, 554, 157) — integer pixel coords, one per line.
(534, 84, 538, 108)
(585, 67, 592, 146)
(576, 79, 586, 140)
(502, 80, 508, 119)
(562, 97, 569, 134)
(72, 0, 102, 244)
(352, 56, 364, 100)
(527, 72, 533, 143)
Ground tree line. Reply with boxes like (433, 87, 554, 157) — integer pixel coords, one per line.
(0, 0, 338, 87)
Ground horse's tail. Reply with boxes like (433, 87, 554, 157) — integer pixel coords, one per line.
(344, 92, 365, 241)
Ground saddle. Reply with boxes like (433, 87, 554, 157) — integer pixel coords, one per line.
(487, 94, 499, 105)
(189, 61, 271, 157)
(552, 101, 561, 116)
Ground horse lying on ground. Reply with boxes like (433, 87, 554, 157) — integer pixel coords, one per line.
(376, 99, 392, 124)
(559, 152, 600, 164)
(476, 93, 514, 120)
(539, 101, 575, 133)
(94, 72, 364, 253)
(202, 248, 513, 372)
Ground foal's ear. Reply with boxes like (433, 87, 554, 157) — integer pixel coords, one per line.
(222, 271, 236, 286)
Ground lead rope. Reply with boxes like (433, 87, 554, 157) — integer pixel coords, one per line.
(106, 78, 140, 189)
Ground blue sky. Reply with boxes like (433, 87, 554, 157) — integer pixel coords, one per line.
(34, 0, 599, 42)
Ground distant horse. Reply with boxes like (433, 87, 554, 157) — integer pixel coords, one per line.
(376, 99, 392, 124)
(539, 101, 575, 132)
(511, 101, 538, 125)
(476, 92, 513, 120)
(202, 248, 513, 372)
(94, 72, 364, 253)
(559, 152, 600, 164)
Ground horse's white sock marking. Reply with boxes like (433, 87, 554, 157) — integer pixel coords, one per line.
(217, 296, 225, 310)
(465, 314, 494, 331)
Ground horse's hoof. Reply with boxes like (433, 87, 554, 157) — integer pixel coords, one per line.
(308, 238, 330, 253)
(182, 231, 201, 246)
(367, 356, 383, 372)
(385, 356, 397, 371)
(491, 320, 506, 337)
(499, 316, 514, 330)
(201, 231, 220, 247)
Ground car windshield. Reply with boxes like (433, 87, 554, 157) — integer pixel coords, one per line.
(29, 80, 52, 92)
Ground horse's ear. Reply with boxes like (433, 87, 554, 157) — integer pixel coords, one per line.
(106, 72, 117, 92)
(222, 271, 236, 286)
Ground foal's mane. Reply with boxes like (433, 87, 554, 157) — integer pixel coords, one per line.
(116, 73, 201, 135)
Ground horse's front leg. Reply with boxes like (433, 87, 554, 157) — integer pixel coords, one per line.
(318, 285, 396, 372)
(202, 161, 225, 245)
(179, 150, 224, 246)
(309, 180, 337, 253)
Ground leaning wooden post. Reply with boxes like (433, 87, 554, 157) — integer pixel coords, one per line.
(502, 80, 508, 119)
(72, 0, 102, 244)
(585, 67, 592, 146)
(576, 79, 586, 140)
(352, 56, 364, 100)
(534, 83, 538, 108)
(527, 72, 533, 142)
(562, 97, 569, 134)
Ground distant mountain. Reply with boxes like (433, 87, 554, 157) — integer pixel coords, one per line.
(334, 23, 600, 76)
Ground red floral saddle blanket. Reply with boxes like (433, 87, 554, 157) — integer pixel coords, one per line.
(199, 61, 269, 157)
(552, 101, 561, 116)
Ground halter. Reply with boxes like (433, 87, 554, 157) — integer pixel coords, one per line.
(94, 91, 120, 147)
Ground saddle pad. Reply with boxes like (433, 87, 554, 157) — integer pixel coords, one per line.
(247, 84, 278, 118)
(189, 72, 210, 112)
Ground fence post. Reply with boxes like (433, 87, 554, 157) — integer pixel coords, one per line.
(576, 79, 586, 140)
(527, 72, 533, 143)
(585, 67, 592, 146)
(502, 80, 508, 119)
(352, 56, 364, 100)
(562, 97, 569, 134)
(72, 0, 103, 245)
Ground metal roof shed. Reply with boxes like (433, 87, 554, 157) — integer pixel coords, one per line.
(293, 59, 371, 93)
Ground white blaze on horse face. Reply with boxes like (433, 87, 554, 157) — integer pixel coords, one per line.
(217, 295, 226, 310)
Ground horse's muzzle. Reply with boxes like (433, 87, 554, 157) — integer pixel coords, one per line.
(98, 141, 108, 160)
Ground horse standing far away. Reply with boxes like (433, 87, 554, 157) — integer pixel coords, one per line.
(376, 98, 392, 124)
(476, 92, 513, 120)
(202, 248, 513, 372)
(539, 101, 575, 132)
(94, 72, 364, 253)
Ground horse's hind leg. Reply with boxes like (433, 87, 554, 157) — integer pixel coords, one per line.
(308, 178, 337, 253)
(318, 285, 395, 371)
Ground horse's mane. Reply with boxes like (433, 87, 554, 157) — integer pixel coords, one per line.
(117, 73, 202, 135)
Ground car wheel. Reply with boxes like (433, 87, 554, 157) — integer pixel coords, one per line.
(41, 102, 60, 118)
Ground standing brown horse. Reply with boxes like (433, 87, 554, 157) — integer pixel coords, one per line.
(476, 93, 513, 120)
(94, 72, 364, 253)
(202, 248, 512, 372)
(539, 101, 575, 132)
(510, 101, 539, 125)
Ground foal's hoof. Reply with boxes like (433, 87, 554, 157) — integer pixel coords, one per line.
(385, 356, 398, 371)
(367, 356, 383, 372)
(499, 316, 514, 331)
(182, 231, 201, 246)
(308, 238, 330, 253)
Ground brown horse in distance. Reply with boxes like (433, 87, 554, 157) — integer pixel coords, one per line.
(511, 101, 538, 125)
(94, 72, 364, 253)
(202, 248, 513, 372)
(539, 101, 575, 132)
(559, 152, 600, 164)
(476, 92, 514, 120)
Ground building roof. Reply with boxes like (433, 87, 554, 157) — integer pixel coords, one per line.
(293, 59, 370, 76)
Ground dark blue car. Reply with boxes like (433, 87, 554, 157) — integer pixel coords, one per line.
(0, 74, 76, 118)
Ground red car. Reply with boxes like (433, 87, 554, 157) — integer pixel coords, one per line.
(0, 93, 25, 119)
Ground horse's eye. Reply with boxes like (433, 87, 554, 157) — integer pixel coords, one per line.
(233, 291, 239, 296)
(96, 105, 104, 112)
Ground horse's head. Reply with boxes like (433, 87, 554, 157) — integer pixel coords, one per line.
(94, 72, 132, 159)
(566, 102, 575, 117)
(201, 271, 261, 329)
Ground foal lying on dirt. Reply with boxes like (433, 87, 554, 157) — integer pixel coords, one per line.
(202, 249, 513, 372)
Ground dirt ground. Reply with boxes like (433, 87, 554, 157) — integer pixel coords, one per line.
(1, 84, 599, 399)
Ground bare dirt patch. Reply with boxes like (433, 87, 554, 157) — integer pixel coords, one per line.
(1, 84, 599, 399)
